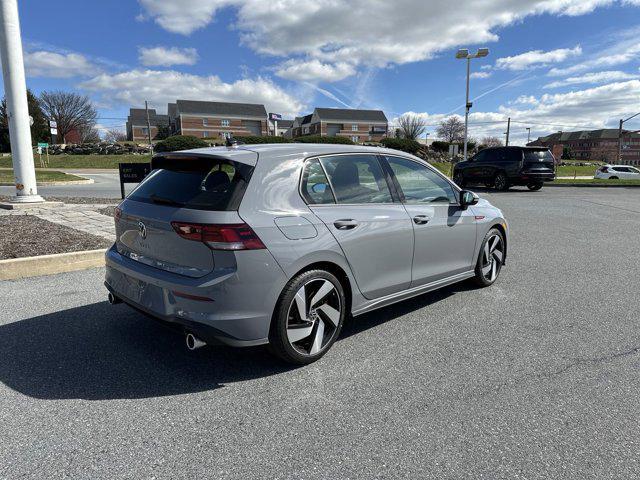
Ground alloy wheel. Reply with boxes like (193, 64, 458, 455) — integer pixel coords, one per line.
(481, 234, 504, 282)
(286, 279, 342, 356)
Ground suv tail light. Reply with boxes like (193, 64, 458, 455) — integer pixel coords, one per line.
(171, 222, 266, 250)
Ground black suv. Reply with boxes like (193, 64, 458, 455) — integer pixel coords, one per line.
(453, 146, 556, 191)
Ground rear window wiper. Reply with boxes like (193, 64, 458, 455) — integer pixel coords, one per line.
(149, 194, 184, 207)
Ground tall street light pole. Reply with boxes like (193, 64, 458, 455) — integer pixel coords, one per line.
(526, 127, 531, 143)
(456, 47, 489, 162)
(0, 0, 44, 203)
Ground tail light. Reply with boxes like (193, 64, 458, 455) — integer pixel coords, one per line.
(171, 222, 266, 250)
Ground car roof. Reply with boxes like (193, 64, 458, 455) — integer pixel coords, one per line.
(173, 143, 419, 165)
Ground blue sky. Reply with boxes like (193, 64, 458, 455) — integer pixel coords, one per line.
(7, 0, 640, 144)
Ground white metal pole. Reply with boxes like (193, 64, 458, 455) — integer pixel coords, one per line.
(0, 0, 43, 203)
(463, 56, 470, 162)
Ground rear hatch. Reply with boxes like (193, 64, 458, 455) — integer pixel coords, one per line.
(115, 151, 258, 278)
(522, 149, 555, 176)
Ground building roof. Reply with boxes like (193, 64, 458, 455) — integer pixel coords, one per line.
(127, 108, 169, 126)
(176, 100, 267, 118)
(535, 128, 640, 143)
(314, 107, 388, 123)
(300, 114, 313, 125)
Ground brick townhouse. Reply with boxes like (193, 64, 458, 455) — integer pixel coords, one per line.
(126, 108, 169, 142)
(289, 108, 388, 142)
(170, 100, 268, 139)
(528, 129, 640, 165)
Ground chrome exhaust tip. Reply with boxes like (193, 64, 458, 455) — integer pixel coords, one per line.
(107, 292, 121, 305)
(186, 333, 206, 351)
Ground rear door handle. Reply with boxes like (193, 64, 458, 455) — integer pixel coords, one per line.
(334, 219, 359, 230)
(413, 215, 430, 225)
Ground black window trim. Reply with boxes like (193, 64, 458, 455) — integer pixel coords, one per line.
(298, 152, 399, 207)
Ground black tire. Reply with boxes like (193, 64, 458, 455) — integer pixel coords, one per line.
(527, 182, 543, 191)
(453, 171, 465, 187)
(473, 227, 505, 287)
(268, 269, 346, 365)
(494, 172, 509, 191)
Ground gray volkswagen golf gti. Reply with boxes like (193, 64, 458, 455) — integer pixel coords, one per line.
(105, 144, 508, 364)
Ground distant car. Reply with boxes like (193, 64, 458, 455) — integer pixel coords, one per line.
(453, 146, 556, 191)
(594, 165, 640, 180)
(104, 144, 508, 365)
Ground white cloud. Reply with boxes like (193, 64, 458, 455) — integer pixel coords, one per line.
(547, 43, 640, 76)
(495, 46, 582, 70)
(470, 71, 492, 79)
(138, 46, 199, 66)
(544, 70, 639, 88)
(79, 69, 304, 117)
(275, 59, 356, 82)
(24, 51, 99, 78)
(401, 80, 640, 144)
(138, 0, 626, 82)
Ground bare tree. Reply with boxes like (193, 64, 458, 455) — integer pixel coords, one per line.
(39, 91, 97, 144)
(105, 128, 127, 143)
(481, 136, 503, 147)
(78, 125, 101, 143)
(396, 113, 426, 140)
(436, 116, 465, 143)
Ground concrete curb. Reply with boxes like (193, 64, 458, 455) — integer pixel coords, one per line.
(0, 178, 94, 186)
(546, 183, 640, 188)
(0, 249, 106, 281)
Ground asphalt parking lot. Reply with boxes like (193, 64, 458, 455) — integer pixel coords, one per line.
(1, 186, 639, 479)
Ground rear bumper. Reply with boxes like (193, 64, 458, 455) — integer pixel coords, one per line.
(513, 172, 555, 183)
(104, 245, 288, 347)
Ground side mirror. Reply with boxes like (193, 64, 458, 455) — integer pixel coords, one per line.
(460, 190, 479, 208)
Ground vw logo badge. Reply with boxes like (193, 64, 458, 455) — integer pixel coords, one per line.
(137, 221, 147, 239)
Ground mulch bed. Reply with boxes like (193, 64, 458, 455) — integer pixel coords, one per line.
(0, 216, 112, 260)
(97, 206, 116, 217)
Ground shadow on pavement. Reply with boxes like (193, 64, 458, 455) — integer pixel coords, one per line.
(0, 282, 473, 401)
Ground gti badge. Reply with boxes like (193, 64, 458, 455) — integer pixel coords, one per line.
(137, 221, 147, 239)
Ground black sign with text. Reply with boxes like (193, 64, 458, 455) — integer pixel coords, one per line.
(118, 162, 151, 199)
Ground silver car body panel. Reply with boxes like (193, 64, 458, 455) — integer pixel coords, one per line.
(105, 144, 508, 347)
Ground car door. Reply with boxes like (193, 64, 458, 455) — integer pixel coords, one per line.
(303, 154, 414, 299)
(464, 150, 486, 183)
(381, 155, 477, 287)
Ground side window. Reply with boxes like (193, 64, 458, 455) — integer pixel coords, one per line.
(301, 159, 335, 204)
(384, 156, 457, 204)
(507, 149, 522, 163)
(472, 150, 486, 162)
(319, 155, 393, 204)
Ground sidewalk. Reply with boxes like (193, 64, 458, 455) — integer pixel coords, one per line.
(0, 202, 116, 241)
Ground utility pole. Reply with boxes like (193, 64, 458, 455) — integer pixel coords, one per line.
(526, 127, 531, 144)
(0, 0, 44, 203)
(505, 117, 511, 146)
(145, 100, 153, 155)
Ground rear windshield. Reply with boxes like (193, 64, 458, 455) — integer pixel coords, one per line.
(524, 150, 554, 162)
(128, 156, 254, 211)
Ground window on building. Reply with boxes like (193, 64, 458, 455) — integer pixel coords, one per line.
(141, 127, 149, 135)
(303, 127, 309, 134)
(221, 132, 232, 139)
(203, 118, 209, 126)
(203, 131, 209, 138)
(351, 124, 359, 131)
(221, 119, 230, 127)
(351, 135, 359, 143)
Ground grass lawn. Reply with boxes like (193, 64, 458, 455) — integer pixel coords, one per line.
(428, 161, 452, 176)
(0, 154, 151, 170)
(556, 164, 600, 177)
(552, 178, 640, 186)
(0, 168, 85, 183)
